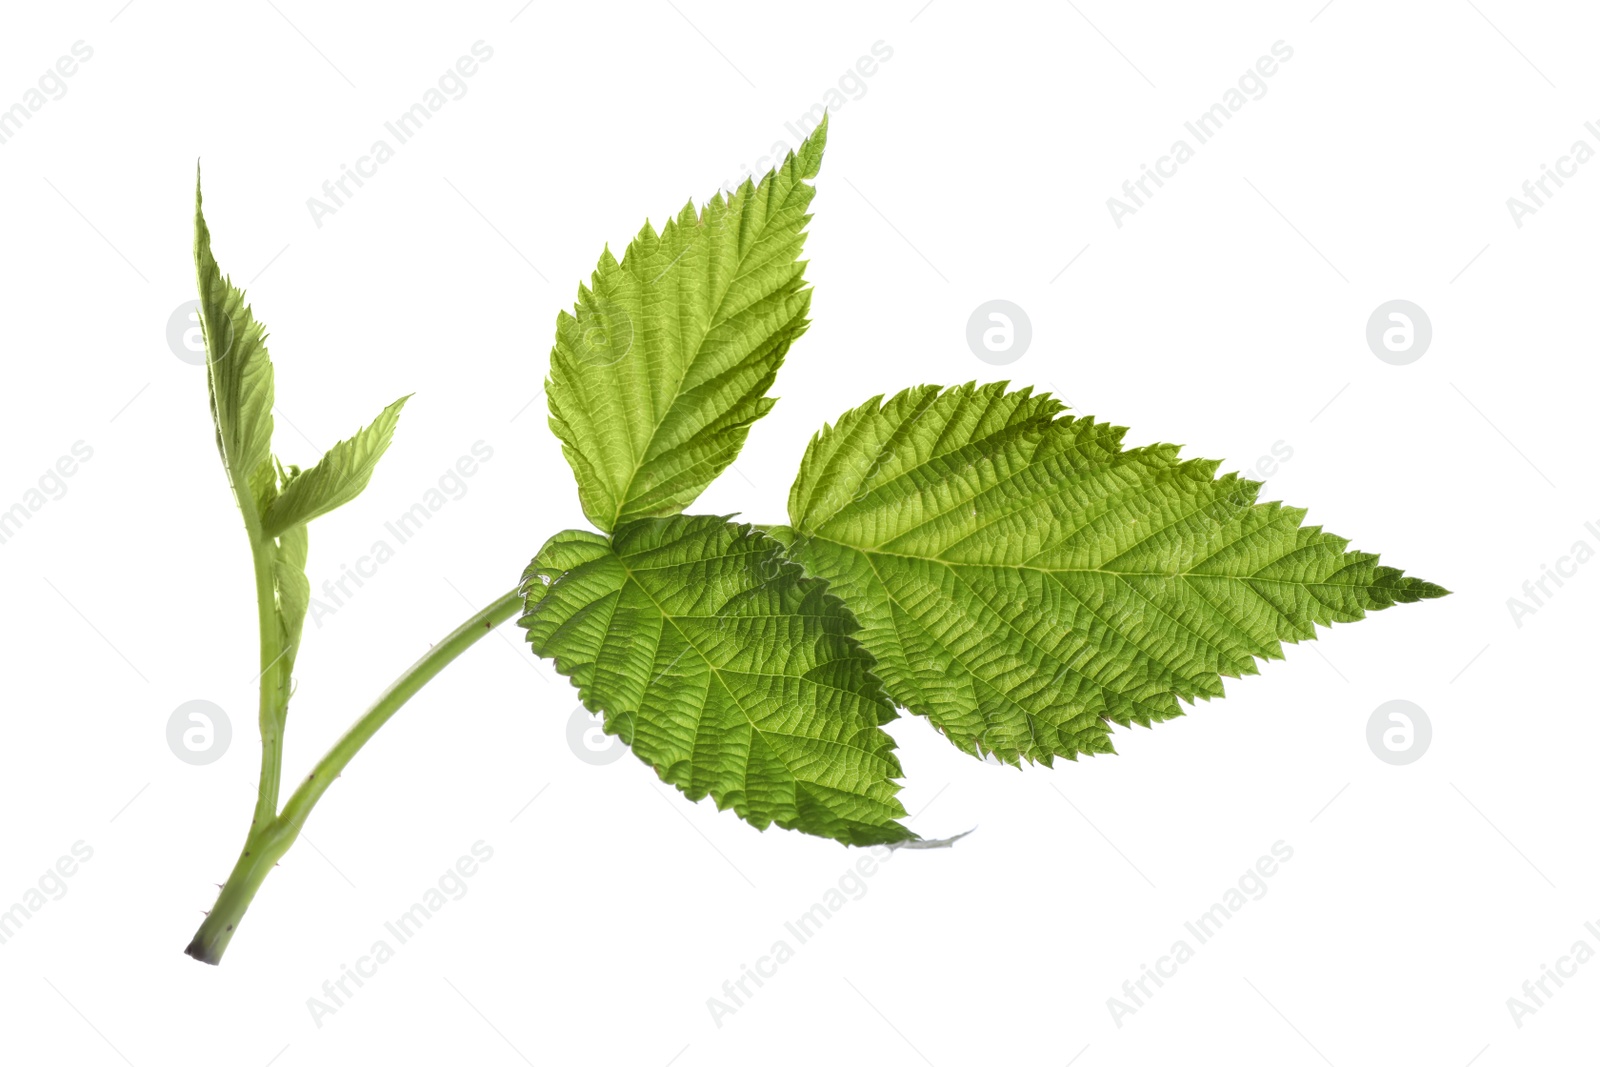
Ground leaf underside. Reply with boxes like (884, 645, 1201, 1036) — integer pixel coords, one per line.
(546, 118, 828, 533)
(519, 514, 913, 845)
(778, 382, 1449, 767)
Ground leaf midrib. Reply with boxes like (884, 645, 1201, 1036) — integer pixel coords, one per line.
(803, 536, 1370, 590)
(615, 552, 902, 786)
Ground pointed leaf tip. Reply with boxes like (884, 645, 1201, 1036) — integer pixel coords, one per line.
(260, 394, 410, 537)
(547, 126, 828, 530)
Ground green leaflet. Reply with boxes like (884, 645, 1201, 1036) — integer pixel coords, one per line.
(195, 169, 275, 515)
(518, 514, 913, 846)
(262, 395, 411, 538)
(195, 171, 406, 672)
(776, 382, 1449, 766)
(546, 118, 828, 533)
(195, 175, 307, 672)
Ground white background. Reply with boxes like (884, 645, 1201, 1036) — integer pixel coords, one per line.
(0, 1, 1593, 1063)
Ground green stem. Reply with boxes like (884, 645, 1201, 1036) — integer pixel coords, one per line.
(185, 588, 524, 965)
(277, 590, 523, 835)
(249, 533, 288, 831)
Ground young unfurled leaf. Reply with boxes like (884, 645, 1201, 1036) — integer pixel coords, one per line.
(195, 169, 275, 516)
(775, 382, 1449, 766)
(546, 118, 828, 532)
(196, 176, 312, 674)
(195, 175, 406, 685)
(261, 395, 411, 538)
(518, 513, 913, 845)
